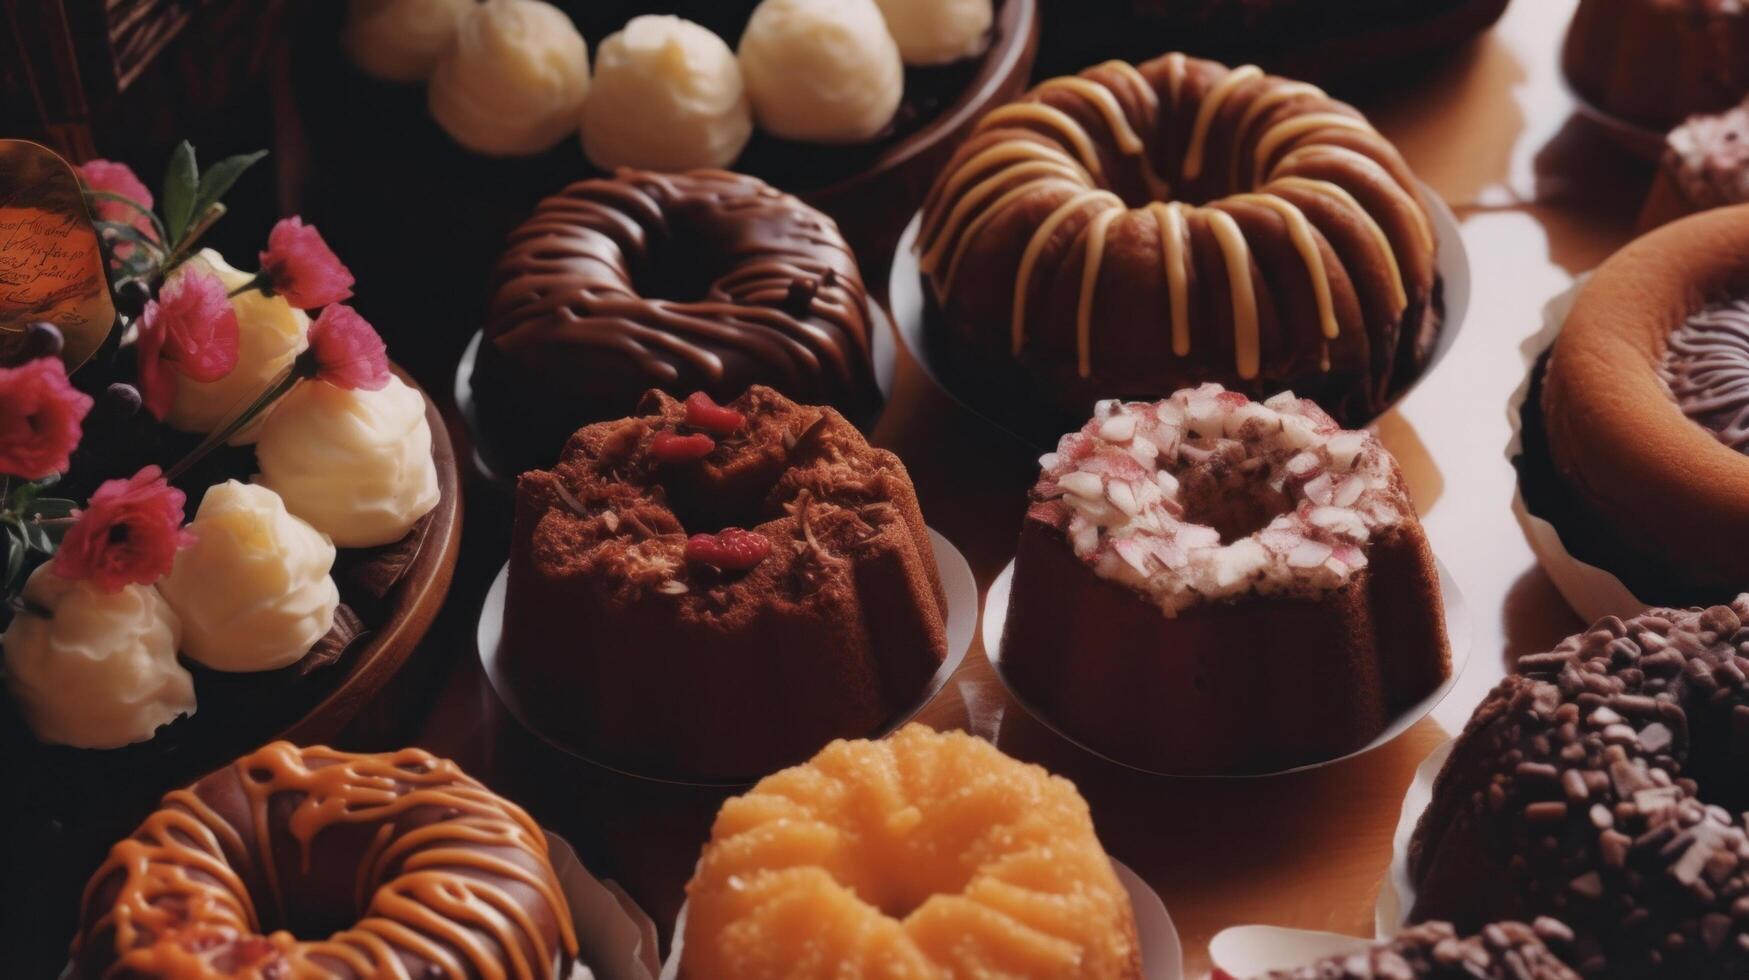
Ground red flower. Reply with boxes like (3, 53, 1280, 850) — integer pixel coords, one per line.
(306, 304, 389, 390)
(0, 358, 93, 480)
(259, 217, 354, 310)
(137, 267, 241, 419)
(55, 466, 193, 593)
(77, 160, 156, 240)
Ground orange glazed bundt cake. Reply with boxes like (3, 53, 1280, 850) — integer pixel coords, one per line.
(502, 386, 947, 782)
(1002, 385, 1450, 774)
(679, 724, 1141, 978)
(70, 742, 576, 978)
(918, 53, 1441, 427)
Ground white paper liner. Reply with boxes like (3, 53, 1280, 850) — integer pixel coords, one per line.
(1375, 739, 1452, 937)
(1505, 276, 1652, 624)
(455, 307, 899, 487)
(1208, 924, 1377, 979)
(476, 526, 979, 787)
(884, 183, 1473, 449)
(57, 831, 661, 980)
(979, 557, 1471, 778)
(656, 858, 1181, 980)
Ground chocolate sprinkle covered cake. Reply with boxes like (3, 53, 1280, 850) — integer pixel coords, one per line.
(1253, 920, 1581, 980)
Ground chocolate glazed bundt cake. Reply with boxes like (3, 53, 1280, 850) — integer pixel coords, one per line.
(1247, 921, 1581, 980)
(472, 169, 882, 475)
(71, 742, 576, 978)
(501, 386, 946, 782)
(1410, 598, 1749, 976)
(918, 53, 1440, 427)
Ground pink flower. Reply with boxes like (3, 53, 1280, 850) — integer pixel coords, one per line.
(55, 466, 193, 593)
(0, 358, 93, 480)
(136, 267, 241, 419)
(307, 304, 389, 391)
(77, 160, 156, 240)
(259, 217, 354, 310)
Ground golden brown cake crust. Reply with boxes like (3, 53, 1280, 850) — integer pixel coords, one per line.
(502, 386, 947, 781)
(1541, 204, 1749, 595)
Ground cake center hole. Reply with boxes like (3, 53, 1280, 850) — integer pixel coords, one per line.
(1178, 471, 1294, 544)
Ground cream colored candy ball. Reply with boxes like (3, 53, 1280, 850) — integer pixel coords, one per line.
(737, 0, 903, 143)
(429, 0, 591, 156)
(342, 0, 476, 83)
(582, 16, 753, 172)
(873, 0, 992, 66)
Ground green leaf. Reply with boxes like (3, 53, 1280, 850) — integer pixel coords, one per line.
(161, 141, 199, 243)
(192, 150, 267, 223)
(85, 190, 168, 241)
(5, 530, 23, 591)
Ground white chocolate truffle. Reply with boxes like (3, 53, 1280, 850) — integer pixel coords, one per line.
(874, 0, 992, 65)
(256, 375, 441, 548)
(428, 0, 591, 156)
(582, 16, 753, 172)
(159, 481, 340, 673)
(2, 566, 191, 749)
(738, 0, 904, 143)
(342, 0, 476, 83)
(168, 249, 310, 443)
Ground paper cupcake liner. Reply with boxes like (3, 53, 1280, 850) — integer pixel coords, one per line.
(884, 183, 1473, 451)
(1505, 277, 1653, 623)
(657, 858, 1181, 979)
(475, 527, 979, 788)
(979, 557, 1471, 778)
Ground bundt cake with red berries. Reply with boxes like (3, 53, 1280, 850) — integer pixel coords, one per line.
(1001, 384, 1449, 774)
(501, 386, 946, 782)
(918, 53, 1441, 428)
(1410, 598, 1749, 977)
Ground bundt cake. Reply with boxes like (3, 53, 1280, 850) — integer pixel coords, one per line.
(1540, 205, 1749, 601)
(1409, 598, 1749, 977)
(917, 53, 1441, 428)
(679, 724, 1142, 978)
(1562, 0, 1749, 133)
(1641, 96, 1749, 230)
(1239, 921, 1581, 980)
(472, 168, 882, 475)
(1001, 384, 1450, 774)
(501, 386, 947, 782)
(70, 741, 577, 978)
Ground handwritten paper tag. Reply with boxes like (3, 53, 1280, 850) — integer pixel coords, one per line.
(0, 140, 116, 372)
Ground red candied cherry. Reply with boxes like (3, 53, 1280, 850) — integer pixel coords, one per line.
(684, 391, 746, 435)
(650, 431, 715, 463)
(684, 528, 771, 570)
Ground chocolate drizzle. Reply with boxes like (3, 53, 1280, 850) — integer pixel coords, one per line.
(73, 742, 578, 978)
(1662, 298, 1749, 452)
(475, 169, 882, 474)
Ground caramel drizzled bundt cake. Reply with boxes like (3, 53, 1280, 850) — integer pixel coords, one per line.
(70, 742, 576, 978)
(1245, 921, 1581, 980)
(1002, 384, 1449, 774)
(501, 386, 947, 782)
(1410, 598, 1749, 976)
(472, 168, 882, 475)
(918, 53, 1440, 427)
(680, 724, 1142, 978)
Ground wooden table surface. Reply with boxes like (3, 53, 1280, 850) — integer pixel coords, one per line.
(420, 1, 1657, 973)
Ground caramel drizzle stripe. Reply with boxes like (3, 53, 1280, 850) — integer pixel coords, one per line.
(1227, 193, 1340, 340)
(919, 140, 1091, 252)
(1148, 202, 1193, 357)
(1205, 208, 1262, 379)
(1270, 143, 1435, 252)
(375, 878, 513, 980)
(333, 916, 470, 978)
(1268, 176, 1409, 315)
(1012, 191, 1123, 356)
(1228, 81, 1326, 192)
(1251, 113, 1377, 186)
(1163, 53, 1188, 105)
(919, 156, 1089, 275)
(1076, 207, 1123, 377)
(977, 102, 1107, 180)
(938, 176, 1084, 295)
(1184, 64, 1263, 181)
(1035, 76, 1145, 155)
(1095, 59, 1173, 198)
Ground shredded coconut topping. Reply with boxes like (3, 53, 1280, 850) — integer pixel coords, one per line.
(1667, 97, 1749, 208)
(1037, 384, 1411, 616)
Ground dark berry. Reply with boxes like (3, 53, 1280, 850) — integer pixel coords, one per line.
(105, 383, 143, 417)
(113, 279, 152, 317)
(23, 321, 63, 359)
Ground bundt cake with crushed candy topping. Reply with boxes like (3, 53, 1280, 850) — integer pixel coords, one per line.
(501, 386, 946, 782)
(1243, 920, 1581, 980)
(917, 53, 1440, 428)
(1409, 598, 1749, 977)
(71, 741, 576, 978)
(471, 168, 881, 475)
(1562, 0, 1749, 133)
(679, 724, 1142, 978)
(1001, 384, 1449, 774)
